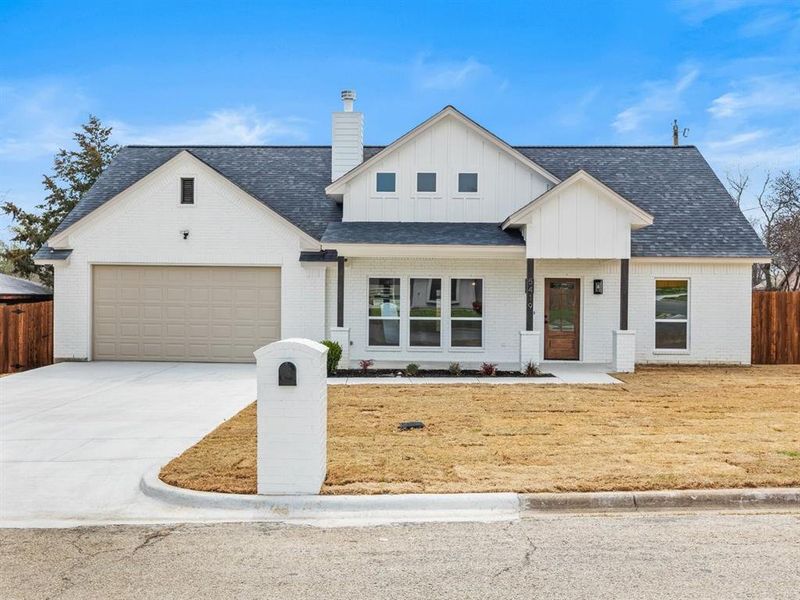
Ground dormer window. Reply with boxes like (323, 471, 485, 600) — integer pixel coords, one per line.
(458, 173, 478, 193)
(417, 172, 437, 193)
(376, 172, 396, 193)
(181, 178, 195, 204)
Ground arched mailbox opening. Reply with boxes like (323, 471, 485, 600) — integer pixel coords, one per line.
(278, 361, 297, 386)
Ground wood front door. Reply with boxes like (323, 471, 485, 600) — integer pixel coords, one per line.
(544, 278, 580, 360)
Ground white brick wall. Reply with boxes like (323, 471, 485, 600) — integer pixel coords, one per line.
(50, 151, 326, 360)
(629, 260, 752, 364)
(255, 338, 327, 495)
(334, 256, 526, 369)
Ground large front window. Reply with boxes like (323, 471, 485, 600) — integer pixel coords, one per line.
(655, 279, 689, 350)
(368, 278, 400, 346)
(451, 278, 483, 347)
(409, 278, 441, 347)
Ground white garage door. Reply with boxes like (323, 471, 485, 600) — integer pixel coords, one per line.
(93, 265, 281, 362)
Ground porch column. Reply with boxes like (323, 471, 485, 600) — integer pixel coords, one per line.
(613, 258, 635, 372)
(526, 258, 535, 330)
(520, 258, 541, 369)
(336, 256, 345, 328)
(619, 258, 629, 330)
(330, 256, 350, 369)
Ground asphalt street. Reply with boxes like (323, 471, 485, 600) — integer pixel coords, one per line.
(1, 510, 798, 599)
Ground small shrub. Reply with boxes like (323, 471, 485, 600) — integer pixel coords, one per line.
(448, 362, 462, 376)
(320, 339, 343, 375)
(522, 360, 540, 377)
(405, 363, 420, 377)
(480, 362, 498, 376)
(359, 359, 374, 374)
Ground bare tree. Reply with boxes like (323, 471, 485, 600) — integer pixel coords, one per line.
(726, 169, 800, 289)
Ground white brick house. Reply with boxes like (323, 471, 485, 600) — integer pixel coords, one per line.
(35, 92, 769, 371)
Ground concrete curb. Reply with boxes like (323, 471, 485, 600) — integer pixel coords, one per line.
(140, 468, 520, 524)
(143, 468, 799, 526)
(520, 488, 800, 513)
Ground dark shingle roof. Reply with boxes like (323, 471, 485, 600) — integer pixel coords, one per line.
(33, 246, 73, 261)
(322, 222, 525, 246)
(516, 146, 767, 258)
(52, 144, 767, 257)
(52, 146, 342, 240)
(0, 273, 52, 296)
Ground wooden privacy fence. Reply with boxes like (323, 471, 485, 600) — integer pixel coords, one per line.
(752, 291, 800, 364)
(0, 300, 53, 374)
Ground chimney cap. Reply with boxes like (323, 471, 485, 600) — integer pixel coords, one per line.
(341, 90, 356, 101)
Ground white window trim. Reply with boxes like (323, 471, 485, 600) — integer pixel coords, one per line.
(654, 277, 690, 352)
(415, 171, 438, 194)
(408, 277, 443, 349)
(366, 276, 402, 350)
(374, 171, 397, 195)
(456, 171, 479, 195)
(449, 277, 484, 350)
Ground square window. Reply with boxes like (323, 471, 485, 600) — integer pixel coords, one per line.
(655, 322, 687, 349)
(458, 173, 478, 193)
(410, 320, 441, 347)
(376, 172, 396, 193)
(417, 172, 437, 193)
(451, 320, 482, 347)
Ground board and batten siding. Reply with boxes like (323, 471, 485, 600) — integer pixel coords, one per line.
(524, 180, 633, 259)
(342, 115, 552, 223)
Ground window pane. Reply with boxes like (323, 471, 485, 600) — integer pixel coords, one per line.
(656, 322, 687, 349)
(451, 320, 482, 347)
(376, 172, 396, 193)
(368, 278, 400, 317)
(656, 280, 688, 319)
(417, 172, 436, 192)
(410, 278, 441, 317)
(451, 279, 483, 317)
(410, 320, 441, 347)
(369, 319, 400, 346)
(458, 172, 478, 193)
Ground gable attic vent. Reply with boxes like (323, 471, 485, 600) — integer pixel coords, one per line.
(331, 90, 364, 181)
(181, 177, 195, 204)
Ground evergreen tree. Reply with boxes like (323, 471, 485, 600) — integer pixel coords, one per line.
(1, 116, 118, 287)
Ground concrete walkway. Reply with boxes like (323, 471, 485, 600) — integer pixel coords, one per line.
(329, 363, 621, 385)
(0, 362, 255, 527)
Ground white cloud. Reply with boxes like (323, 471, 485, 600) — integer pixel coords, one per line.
(673, 0, 785, 24)
(613, 66, 699, 134)
(708, 76, 800, 118)
(414, 57, 490, 91)
(113, 107, 310, 145)
(706, 129, 768, 149)
(0, 81, 90, 160)
(558, 87, 602, 127)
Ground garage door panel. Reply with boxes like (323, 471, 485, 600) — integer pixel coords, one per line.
(93, 265, 281, 362)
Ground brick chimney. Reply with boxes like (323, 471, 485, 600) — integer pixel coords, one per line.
(331, 90, 364, 180)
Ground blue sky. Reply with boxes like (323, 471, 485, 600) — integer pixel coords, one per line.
(1, 0, 799, 240)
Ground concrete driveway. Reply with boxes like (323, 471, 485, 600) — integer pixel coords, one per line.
(0, 362, 255, 527)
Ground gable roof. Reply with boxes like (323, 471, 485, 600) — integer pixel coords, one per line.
(49, 143, 767, 258)
(324, 106, 560, 194)
(51, 146, 343, 241)
(515, 146, 767, 258)
(503, 169, 654, 229)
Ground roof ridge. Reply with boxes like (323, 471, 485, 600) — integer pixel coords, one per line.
(123, 144, 697, 150)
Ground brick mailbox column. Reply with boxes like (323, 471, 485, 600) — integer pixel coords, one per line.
(254, 338, 328, 495)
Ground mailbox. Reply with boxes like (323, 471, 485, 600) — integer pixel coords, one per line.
(278, 361, 297, 386)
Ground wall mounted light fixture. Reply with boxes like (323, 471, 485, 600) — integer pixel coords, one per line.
(181, 230, 190, 240)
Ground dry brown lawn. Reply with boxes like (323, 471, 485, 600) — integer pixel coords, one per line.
(160, 365, 800, 495)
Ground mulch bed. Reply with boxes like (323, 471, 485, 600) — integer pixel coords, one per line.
(330, 369, 555, 378)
